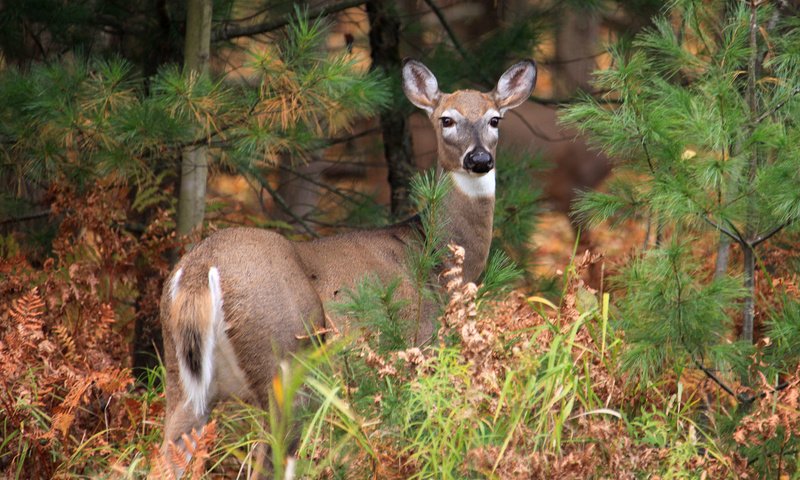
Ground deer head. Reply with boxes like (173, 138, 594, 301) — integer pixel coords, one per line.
(401, 59, 537, 183)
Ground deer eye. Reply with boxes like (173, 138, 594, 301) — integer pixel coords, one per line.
(440, 117, 455, 128)
(489, 117, 501, 128)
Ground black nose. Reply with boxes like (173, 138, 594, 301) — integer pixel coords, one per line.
(464, 149, 494, 173)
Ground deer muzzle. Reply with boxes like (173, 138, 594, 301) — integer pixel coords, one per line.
(464, 148, 494, 174)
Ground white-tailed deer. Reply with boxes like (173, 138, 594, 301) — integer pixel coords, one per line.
(158, 58, 536, 476)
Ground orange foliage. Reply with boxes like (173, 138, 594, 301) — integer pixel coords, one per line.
(0, 184, 175, 478)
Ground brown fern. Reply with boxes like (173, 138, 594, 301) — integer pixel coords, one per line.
(10, 288, 46, 342)
(53, 323, 79, 363)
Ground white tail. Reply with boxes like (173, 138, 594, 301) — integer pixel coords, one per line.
(159, 59, 537, 477)
(170, 266, 223, 417)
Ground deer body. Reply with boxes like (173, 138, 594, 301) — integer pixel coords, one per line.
(159, 59, 536, 476)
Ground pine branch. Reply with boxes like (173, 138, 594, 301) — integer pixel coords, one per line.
(211, 0, 366, 42)
(670, 260, 744, 404)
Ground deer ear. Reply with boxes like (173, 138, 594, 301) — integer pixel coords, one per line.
(493, 60, 537, 113)
(402, 59, 440, 114)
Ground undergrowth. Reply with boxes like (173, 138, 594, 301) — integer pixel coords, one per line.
(2, 179, 799, 478)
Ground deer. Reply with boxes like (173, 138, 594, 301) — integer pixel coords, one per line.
(158, 58, 537, 477)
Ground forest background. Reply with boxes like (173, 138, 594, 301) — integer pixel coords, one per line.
(1, 0, 800, 478)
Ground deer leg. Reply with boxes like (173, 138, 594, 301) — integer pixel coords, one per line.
(159, 392, 209, 478)
(242, 391, 305, 480)
(227, 293, 323, 479)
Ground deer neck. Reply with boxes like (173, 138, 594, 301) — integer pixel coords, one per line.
(441, 169, 496, 283)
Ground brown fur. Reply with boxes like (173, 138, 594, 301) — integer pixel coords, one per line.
(169, 288, 212, 378)
(159, 59, 536, 477)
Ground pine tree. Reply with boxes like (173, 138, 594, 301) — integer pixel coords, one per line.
(563, 0, 800, 350)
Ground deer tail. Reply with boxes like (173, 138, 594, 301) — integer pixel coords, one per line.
(168, 266, 223, 416)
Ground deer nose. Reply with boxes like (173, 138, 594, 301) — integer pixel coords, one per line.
(464, 149, 494, 173)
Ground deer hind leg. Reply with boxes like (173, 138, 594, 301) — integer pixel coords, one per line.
(157, 327, 211, 478)
(246, 373, 305, 480)
(234, 284, 325, 479)
(159, 400, 209, 477)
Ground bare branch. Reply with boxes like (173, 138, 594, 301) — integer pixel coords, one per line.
(753, 86, 800, 124)
(0, 211, 50, 226)
(421, 0, 471, 62)
(277, 163, 369, 204)
(752, 218, 794, 247)
(212, 0, 366, 42)
(699, 214, 745, 245)
(690, 355, 739, 400)
(242, 165, 320, 238)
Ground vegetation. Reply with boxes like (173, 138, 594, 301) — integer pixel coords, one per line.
(563, 0, 800, 344)
(1, 1, 799, 479)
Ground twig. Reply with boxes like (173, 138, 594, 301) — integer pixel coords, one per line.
(690, 355, 739, 400)
(301, 217, 377, 230)
(541, 51, 607, 66)
(699, 214, 745, 245)
(741, 380, 790, 404)
(640, 130, 655, 174)
(422, 0, 620, 107)
(688, 346, 792, 405)
(724, 217, 749, 246)
(295, 327, 337, 340)
(752, 86, 800, 124)
(212, 0, 367, 42)
(277, 163, 368, 204)
(325, 127, 382, 147)
(421, 0, 472, 63)
(507, 109, 575, 142)
(753, 218, 794, 247)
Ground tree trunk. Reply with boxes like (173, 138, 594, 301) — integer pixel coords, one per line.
(275, 152, 326, 225)
(176, 0, 212, 237)
(554, 8, 600, 98)
(140, 0, 211, 379)
(367, 0, 416, 218)
(714, 232, 731, 279)
(741, 1, 760, 344)
(742, 244, 755, 343)
(554, 8, 602, 285)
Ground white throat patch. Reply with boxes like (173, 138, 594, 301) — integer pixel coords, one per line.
(450, 170, 496, 198)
